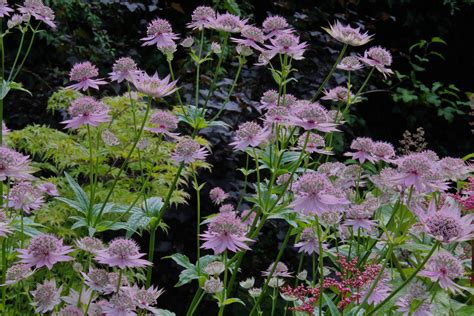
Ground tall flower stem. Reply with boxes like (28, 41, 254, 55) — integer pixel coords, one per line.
(315, 217, 324, 316)
(116, 269, 123, 293)
(146, 224, 158, 288)
(11, 24, 40, 82)
(194, 30, 205, 109)
(311, 44, 348, 102)
(186, 288, 205, 316)
(86, 125, 95, 225)
(192, 167, 202, 276)
(218, 250, 228, 316)
(368, 241, 440, 315)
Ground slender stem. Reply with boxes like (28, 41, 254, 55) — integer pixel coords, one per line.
(12, 24, 40, 82)
(218, 250, 228, 316)
(311, 44, 348, 101)
(7, 28, 26, 82)
(146, 225, 157, 288)
(368, 241, 440, 315)
(271, 286, 277, 316)
(86, 125, 95, 225)
(315, 217, 324, 316)
(194, 30, 205, 109)
(192, 167, 202, 276)
(186, 288, 205, 316)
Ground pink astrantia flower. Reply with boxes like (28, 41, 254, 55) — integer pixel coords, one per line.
(109, 57, 140, 83)
(6, 13, 29, 29)
(187, 6, 216, 30)
(0, 147, 34, 181)
(437, 157, 473, 181)
(141, 18, 179, 48)
(232, 25, 265, 51)
(67, 62, 107, 91)
(294, 227, 328, 255)
(289, 101, 338, 132)
(359, 46, 394, 78)
(17, 234, 73, 269)
(8, 181, 45, 213)
(30, 279, 62, 314)
(297, 133, 332, 155)
(201, 211, 253, 254)
(264, 106, 290, 125)
(62, 96, 111, 129)
(291, 172, 349, 216)
(262, 16, 293, 39)
(230, 121, 269, 151)
(57, 305, 83, 316)
(344, 198, 378, 231)
(414, 199, 474, 243)
(18, 0, 56, 29)
(262, 262, 293, 278)
(210, 13, 247, 33)
(419, 250, 467, 294)
(219, 204, 234, 213)
(0, 1, 13, 18)
(125, 284, 164, 314)
(259, 90, 297, 110)
(102, 129, 120, 146)
(360, 273, 391, 305)
(82, 268, 115, 294)
(344, 137, 377, 164)
(4, 263, 35, 285)
(171, 137, 208, 164)
(0, 210, 13, 237)
(96, 238, 151, 269)
(145, 110, 179, 137)
(132, 72, 177, 99)
(321, 86, 358, 103)
(102, 292, 137, 316)
(62, 287, 95, 308)
(209, 187, 229, 205)
(323, 21, 373, 46)
(371, 141, 396, 162)
(264, 33, 307, 61)
(38, 182, 59, 196)
(75, 236, 105, 254)
(337, 56, 364, 71)
(395, 281, 433, 316)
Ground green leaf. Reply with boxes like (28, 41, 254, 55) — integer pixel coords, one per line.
(224, 0, 241, 15)
(164, 253, 194, 269)
(156, 310, 176, 316)
(143, 197, 164, 217)
(64, 172, 90, 210)
(222, 297, 245, 306)
(431, 36, 447, 45)
(323, 293, 341, 316)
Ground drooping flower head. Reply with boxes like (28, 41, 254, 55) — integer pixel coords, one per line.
(30, 279, 62, 314)
(126, 284, 164, 314)
(132, 72, 177, 98)
(344, 137, 377, 164)
(321, 86, 357, 103)
(211, 13, 247, 33)
(415, 199, 474, 243)
(262, 16, 293, 38)
(75, 236, 105, 254)
(0, 147, 34, 181)
(265, 33, 307, 61)
(262, 262, 293, 278)
(38, 182, 59, 196)
(419, 250, 466, 294)
(109, 57, 140, 83)
(359, 46, 394, 77)
(323, 21, 373, 46)
(201, 211, 253, 254)
(294, 227, 327, 255)
(187, 6, 216, 30)
(141, 18, 179, 48)
(289, 101, 337, 132)
(209, 187, 229, 205)
(145, 110, 179, 137)
(62, 96, 110, 129)
(7, 13, 29, 29)
(437, 157, 473, 180)
(291, 172, 349, 216)
(297, 133, 332, 155)
(67, 62, 107, 91)
(0, 0, 13, 18)
(17, 234, 73, 269)
(232, 25, 265, 51)
(204, 261, 225, 276)
(95, 238, 151, 269)
(395, 281, 433, 316)
(4, 263, 35, 285)
(230, 121, 269, 151)
(18, 0, 56, 29)
(8, 181, 44, 213)
(337, 56, 363, 71)
(171, 137, 208, 164)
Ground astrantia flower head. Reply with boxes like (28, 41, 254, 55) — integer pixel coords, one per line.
(4, 264, 34, 285)
(264, 106, 290, 125)
(323, 21, 373, 46)
(38, 182, 59, 196)
(294, 227, 327, 255)
(415, 199, 474, 243)
(0, 147, 34, 181)
(344, 137, 377, 164)
(126, 284, 164, 314)
(232, 25, 265, 50)
(230, 121, 269, 151)
(101, 129, 120, 146)
(203, 277, 224, 293)
(265, 33, 307, 60)
(141, 18, 178, 48)
(262, 16, 292, 38)
(145, 110, 179, 137)
(18, 0, 56, 29)
(109, 57, 140, 83)
(0, 210, 12, 238)
(171, 137, 208, 164)
(62, 96, 110, 129)
(30, 279, 62, 314)
(102, 292, 137, 316)
(291, 172, 349, 216)
(260, 89, 279, 109)
(76, 236, 105, 254)
(95, 238, 151, 269)
(8, 181, 44, 213)
(201, 211, 253, 254)
(290, 101, 337, 132)
(211, 13, 247, 33)
(62, 287, 94, 309)
(262, 262, 292, 278)
(211, 42, 222, 54)
(419, 250, 466, 294)
(209, 187, 229, 205)
(58, 305, 83, 316)
(337, 56, 363, 71)
(67, 61, 107, 91)
(321, 86, 357, 103)
(240, 277, 255, 289)
(0, 0, 13, 18)
(372, 141, 395, 162)
(360, 46, 394, 77)
(437, 157, 473, 180)
(344, 198, 378, 231)
(360, 273, 391, 305)
(82, 268, 114, 294)
(219, 204, 234, 213)
(18, 234, 73, 269)
(298, 133, 332, 155)
(181, 36, 194, 48)
(395, 281, 432, 316)
(132, 72, 177, 99)
(188, 6, 216, 30)
(204, 261, 225, 276)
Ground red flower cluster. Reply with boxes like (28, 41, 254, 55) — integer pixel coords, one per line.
(451, 176, 474, 211)
(281, 255, 380, 314)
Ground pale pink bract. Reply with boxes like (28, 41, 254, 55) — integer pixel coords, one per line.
(17, 234, 73, 270)
(62, 96, 111, 129)
(67, 61, 107, 91)
(141, 18, 179, 48)
(95, 238, 151, 269)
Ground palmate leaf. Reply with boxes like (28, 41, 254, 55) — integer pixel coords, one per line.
(164, 254, 218, 287)
(64, 172, 90, 210)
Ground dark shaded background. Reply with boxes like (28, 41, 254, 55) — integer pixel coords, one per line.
(3, 0, 474, 314)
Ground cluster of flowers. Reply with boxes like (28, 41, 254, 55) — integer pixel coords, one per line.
(0, 0, 55, 29)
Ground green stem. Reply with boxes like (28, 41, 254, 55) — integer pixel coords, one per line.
(146, 225, 157, 288)
(11, 24, 40, 82)
(86, 124, 95, 226)
(315, 217, 324, 316)
(194, 30, 205, 109)
(192, 167, 202, 276)
(7, 27, 26, 82)
(186, 288, 205, 316)
(116, 269, 123, 293)
(218, 250, 228, 316)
